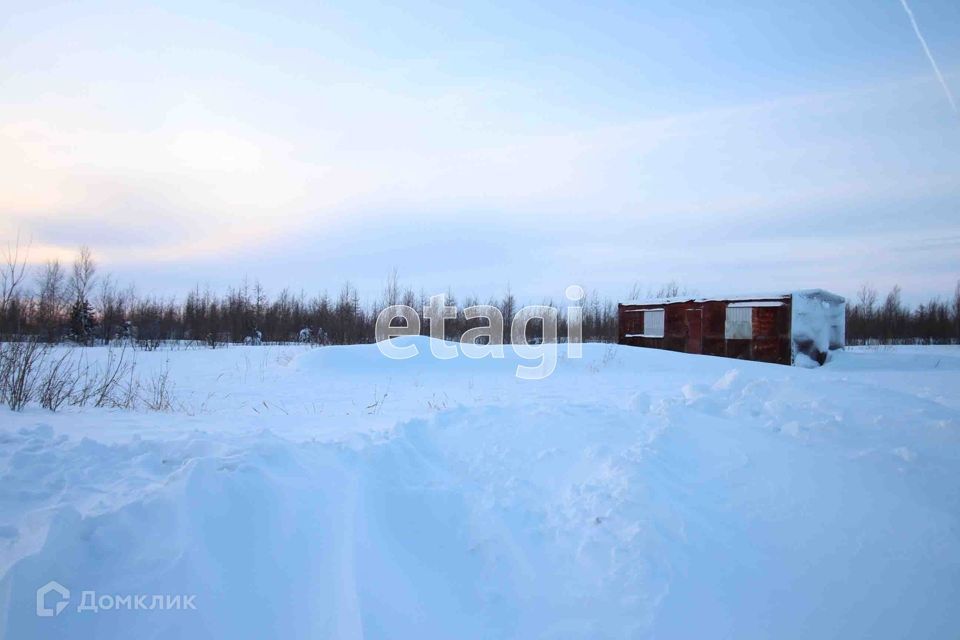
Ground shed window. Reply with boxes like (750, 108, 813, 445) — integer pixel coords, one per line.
(643, 310, 665, 338)
(725, 306, 753, 339)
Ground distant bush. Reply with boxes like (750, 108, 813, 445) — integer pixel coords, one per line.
(0, 343, 178, 413)
(0, 339, 48, 410)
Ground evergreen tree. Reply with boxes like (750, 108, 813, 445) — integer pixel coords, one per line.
(69, 298, 97, 345)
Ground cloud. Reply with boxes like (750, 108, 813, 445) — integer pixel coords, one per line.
(2, 68, 958, 303)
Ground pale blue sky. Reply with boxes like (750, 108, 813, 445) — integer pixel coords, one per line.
(1, 0, 958, 303)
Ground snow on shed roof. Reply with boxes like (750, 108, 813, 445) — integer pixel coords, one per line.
(620, 289, 844, 307)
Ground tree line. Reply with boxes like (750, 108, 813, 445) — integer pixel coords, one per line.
(0, 248, 619, 345)
(845, 283, 960, 345)
(2, 243, 958, 346)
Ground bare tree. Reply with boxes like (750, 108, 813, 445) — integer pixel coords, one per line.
(1, 231, 31, 315)
(253, 279, 267, 328)
(856, 283, 878, 314)
(70, 245, 96, 302)
(954, 280, 960, 340)
(382, 267, 400, 308)
(35, 260, 67, 340)
(500, 285, 516, 343)
(97, 274, 122, 341)
(653, 280, 681, 298)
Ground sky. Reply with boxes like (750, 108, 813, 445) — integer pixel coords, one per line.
(1, 0, 959, 304)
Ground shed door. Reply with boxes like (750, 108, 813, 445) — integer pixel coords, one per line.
(686, 309, 703, 354)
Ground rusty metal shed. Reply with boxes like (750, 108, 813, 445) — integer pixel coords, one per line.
(618, 289, 845, 366)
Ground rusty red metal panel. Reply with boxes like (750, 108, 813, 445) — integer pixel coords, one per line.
(620, 309, 642, 336)
(752, 307, 777, 337)
(726, 339, 751, 360)
(619, 296, 794, 365)
(685, 309, 703, 354)
(664, 304, 686, 337)
(703, 301, 725, 338)
(751, 337, 780, 363)
(703, 337, 725, 357)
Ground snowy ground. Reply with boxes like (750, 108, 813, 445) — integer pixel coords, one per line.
(1, 340, 959, 638)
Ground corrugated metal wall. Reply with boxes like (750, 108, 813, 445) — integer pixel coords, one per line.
(618, 298, 792, 365)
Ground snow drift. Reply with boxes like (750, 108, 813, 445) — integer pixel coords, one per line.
(1, 340, 958, 638)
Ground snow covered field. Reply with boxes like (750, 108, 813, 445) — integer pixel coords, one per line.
(1, 340, 959, 638)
